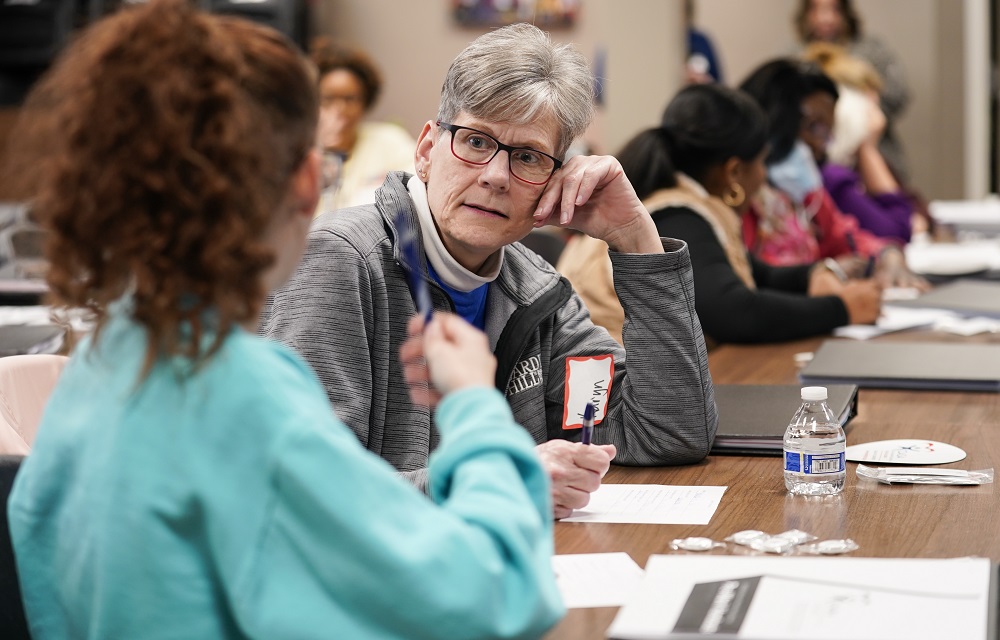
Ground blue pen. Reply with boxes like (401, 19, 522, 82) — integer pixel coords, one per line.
(393, 208, 433, 324)
(863, 255, 877, 279)
(845, 231, 858, 255)
(581, 402, 595, 445)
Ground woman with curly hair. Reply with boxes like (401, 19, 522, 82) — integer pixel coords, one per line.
(312, 38, 416, 212)
(6, 1, 563, 638)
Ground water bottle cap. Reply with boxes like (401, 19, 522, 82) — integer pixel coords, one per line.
(800, 386, 828, 401)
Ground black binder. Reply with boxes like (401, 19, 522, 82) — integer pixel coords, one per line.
(799, 340, 1000, 392)
(890, 280, 1000, 318)
(711, 384, 859, 455)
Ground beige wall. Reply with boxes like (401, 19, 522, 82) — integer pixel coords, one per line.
(320, 0, 981, 200)
(317, 1, 684, 156)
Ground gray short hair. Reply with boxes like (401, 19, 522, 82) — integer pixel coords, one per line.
(437, 23, 594, 159)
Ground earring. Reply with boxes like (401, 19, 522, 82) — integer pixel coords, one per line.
(722, 183, 745, 207)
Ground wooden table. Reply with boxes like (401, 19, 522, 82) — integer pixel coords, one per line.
(546, 333, 1000, 639)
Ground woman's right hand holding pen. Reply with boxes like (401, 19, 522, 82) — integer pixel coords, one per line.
(839, 280, 882, 325)
(808, 260, 881, 325)
(401, 312, 497, 408)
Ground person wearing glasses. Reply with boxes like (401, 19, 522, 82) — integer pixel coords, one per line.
(311, 38, 416, 214)
(8, 2, 564, 637)
(262, 23, 718, 520)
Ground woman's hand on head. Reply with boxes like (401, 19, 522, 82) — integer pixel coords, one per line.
(531, 155, 663, 254)
(865, 92, 887, 143)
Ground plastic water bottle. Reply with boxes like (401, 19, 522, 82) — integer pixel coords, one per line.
(783, 386, 846, 495)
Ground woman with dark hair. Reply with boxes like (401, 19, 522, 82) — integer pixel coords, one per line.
(739, 58, 926, 291)
(558, 83, 880, 346)
(311, 38, 415, 211)
(793, 0, 910, 179)
(5, 1, 564, 637)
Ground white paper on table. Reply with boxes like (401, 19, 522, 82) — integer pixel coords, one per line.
(833, 305, 958, 340)
(845, 439, 967, 464)
(905, 236, 1000, 274)
(551, 552, 644, 608)
(560, 484, 727, 524)
(608, 555, 992, 640)
(881, 287, 922, 302)
(932, 315, 1000, 336)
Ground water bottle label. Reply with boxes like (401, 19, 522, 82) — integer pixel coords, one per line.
(784, 451, 845, 474)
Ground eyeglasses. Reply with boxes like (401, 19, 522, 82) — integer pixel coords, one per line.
(320, 94, 364, 109)
(436, 121, 562, 185)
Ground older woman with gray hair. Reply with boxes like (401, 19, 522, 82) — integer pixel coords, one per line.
(263, 23, 718, 519)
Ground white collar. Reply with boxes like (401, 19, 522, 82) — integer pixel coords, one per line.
(676, 173, 710, 198)
(406, 175, 503, 293)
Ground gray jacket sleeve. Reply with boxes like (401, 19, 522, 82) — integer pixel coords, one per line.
(545, 238, 718, 465)
(260, 222, 434, 491)
(260, 226, 381, 454)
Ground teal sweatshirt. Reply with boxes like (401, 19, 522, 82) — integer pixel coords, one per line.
(8, 306, 563, 639)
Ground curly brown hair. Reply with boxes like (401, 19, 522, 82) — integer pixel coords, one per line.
(9, 0, 317, 374)
(310, 37, 383, 110)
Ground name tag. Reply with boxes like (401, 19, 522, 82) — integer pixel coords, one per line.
(562, 354, 614, 429)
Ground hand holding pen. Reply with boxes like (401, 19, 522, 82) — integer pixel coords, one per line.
(400, 313, 496, 408)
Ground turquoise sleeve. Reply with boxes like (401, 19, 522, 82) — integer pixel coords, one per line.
(232, 384, 564, 639)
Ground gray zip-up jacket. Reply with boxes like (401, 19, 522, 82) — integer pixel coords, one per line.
(261, 172, 718, 486)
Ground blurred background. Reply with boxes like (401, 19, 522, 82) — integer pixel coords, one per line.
(0, 0, 997, 202)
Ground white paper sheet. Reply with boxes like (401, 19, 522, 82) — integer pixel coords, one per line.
(904, 237, 1000, 274)
(551, 552, 644, 608)
(833, 306, 954, 340)
(609, 555, 992, 640)
(560, 484, 727, 524)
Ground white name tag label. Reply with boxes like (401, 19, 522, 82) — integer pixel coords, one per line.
(562, 354, 614, 430)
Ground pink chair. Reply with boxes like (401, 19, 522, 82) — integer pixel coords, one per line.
(0, 354, 68, 454)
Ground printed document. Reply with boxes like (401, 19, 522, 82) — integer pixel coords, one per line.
(560, 484, 726, 524)
(608, 555, 991, 640)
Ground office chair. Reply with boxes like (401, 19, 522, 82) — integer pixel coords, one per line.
(0, 454, 29, 640)
(0, 355, 68, 453)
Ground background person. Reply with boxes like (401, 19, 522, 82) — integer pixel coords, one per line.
(312, 38, 416, 212)
(558, 84, 880, 347)
(739, 58, 926, 291)
(262, 23, 719, 520)
(793, 0, 911, 180)
(804, 42, 921, 243)
(684, 0, 723, 84)
(6, 3, 563, 638)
